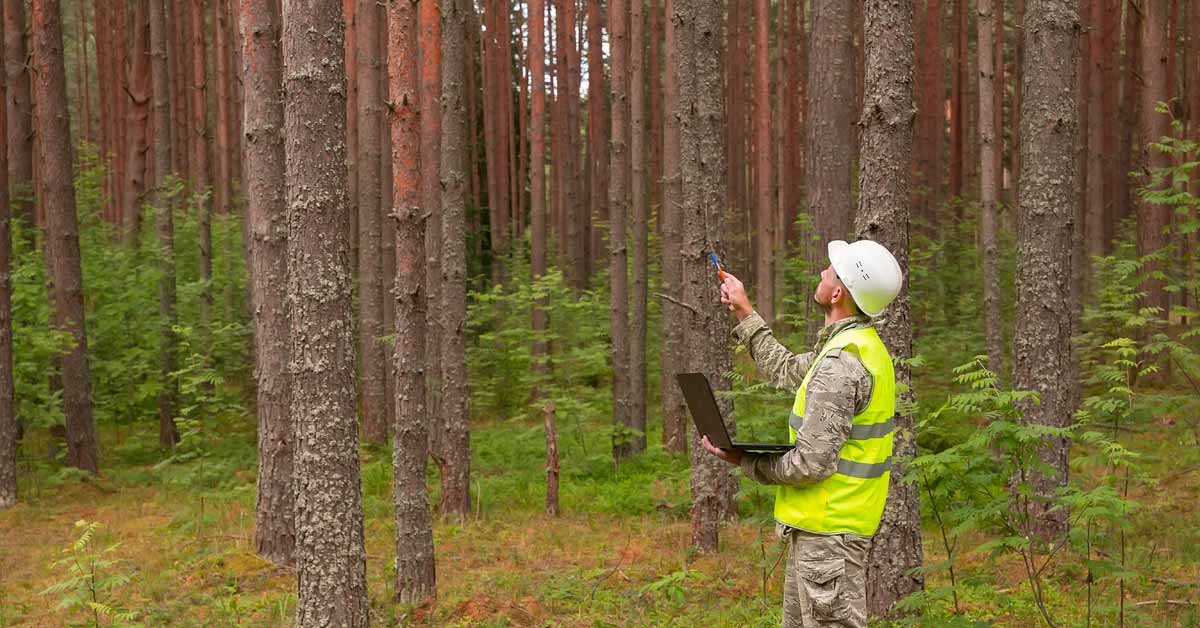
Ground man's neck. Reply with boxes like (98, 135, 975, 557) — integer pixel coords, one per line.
(823, 309, 856, 328)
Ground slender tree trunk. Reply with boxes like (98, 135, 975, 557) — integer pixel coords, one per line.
(1116, 0, 1140, 227)
(241, 0, 293, 567)
(5, 0, 33, 232)
(32, 0, 100, 475)
(502, 1, 518, 244)
(482, 0, 500, 274)
(150, 0, 179, 448)
(1014, 0, 1079, 541)
(76, 0, 92, 144)
(421, 0, 446, 506)
(609, 0, 633, 462)
(649, 0, 661, 222)
(785, 0, 806, 243)
(807, 0, 854, 278)
(659, 0, 686, 454)
(629, 0, 648, 456)
(1085, 0, 1106, 255)
(556, 0, 581, 289)
(979, 0, 1003, 376)
(914, 0, 944, 219)
(281, 0, 370, 623)
(587, 0, 607, 280)
(440, 0, 471, 520)
(389, 0, 436, 602)
(191, 0, 213, 324)
(532, 0, 549, 403)
(1100, 0, 1118, 252)
(568, 0, 585, 289)
(170, 0, 190, 177)
(345, 0, 358, 279)
(0, 29, 14, 509)
(124, 1, 151, 244)
(950, 0, 965, 199)
(857, 0, 924, 613)
(543, 402, 559, 515)
(753, 0, 773, 324)
(1138, 0, 1170, 319)
(213, 0, 233, 214)
(678, 0, 735, 552)
(356, 0, 387, 444)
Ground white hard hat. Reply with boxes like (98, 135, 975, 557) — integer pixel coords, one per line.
(827, 240, 903, 317)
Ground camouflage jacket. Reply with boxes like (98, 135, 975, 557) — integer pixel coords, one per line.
(731, 312, 875, 487)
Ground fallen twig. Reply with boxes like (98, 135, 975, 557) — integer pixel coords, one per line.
(1134, 599, 1193, 607)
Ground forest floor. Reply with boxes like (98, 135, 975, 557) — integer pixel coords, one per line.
(1, 400, 1198, 627)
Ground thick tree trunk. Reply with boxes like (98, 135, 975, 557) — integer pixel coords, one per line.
(241, 0, 293, 567)
(380, 15, 396, 434)
(357, 0, 387, 444)
(1137, 0, 1170, 319)
(678, 0, 735, 552)
(420, 0, 445, 496)
(4, 0, 33, 232)
(753, 0, 773, 324)
(1014, 0, 1079, 541)
(609, 0, 633, 462)
(586, 0, 607, 280)
(440, 0, 472, 520)
(32, 0, 100, 475)
(191, 0, 213, 324)
(213, 0, 233, 215)
(124, 1, 151, 244)
(857, 0, 924, 614)
(281, 0, 370, 623)
(150, 0, 179, 448)
(979, 0, 1003, 377)
(629, 0, 648, 456)
(660, 0, 686, 454)
(0, 32, 14, 509)
(807, 0, 854, 272)
(388, 0, 436, 602)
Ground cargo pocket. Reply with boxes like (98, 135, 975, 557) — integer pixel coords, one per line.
(799, 558, 850, 621)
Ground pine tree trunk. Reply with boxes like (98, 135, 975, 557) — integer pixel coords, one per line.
(191, 0, 213, 324)
(124, 1, 151, 245)
(556, 0, 581, 290)
(586, 0, 607, 279)
(0, 32, 15, 509)
(660, 0, 686, 454)
(440, 0, 472, 520)
(76, 1, 92, 144)
(1115, 0, 1139, 227)
(150, 0, 179, 448)
(1100, 0, 1118, 253)
(241, 0, 293, 567)
(420, 0, 446, 492)
(678, 0, 735, 552)
(532, 0, 549, 399)
(1014, 0, 1079, 542)
(32, 0, 100, 475)
(380, 15, 396, 434)
(345, 0, 359, 280)
(4, 0, 32, 232)
(856, 0, 924, 613)
(629, 0, 648, 456)
(357, 0, 387, 444)
(807, 0, 854, 275)
(950, 0, 965, 200)
(281, 0, 370, 622)
(1137, 0, 1170, 319)
(169, 0, 190, 177)
(648, 0, 661, 223)
(753, 0, 773, 324)
(978, 0, 1003, 377)
(213, 0, 233, 215)
(914, 0, 944, 219)
(609, 0, 633, 463)
(1085, 0, 1106, 255)
(388, 0, 437, 602)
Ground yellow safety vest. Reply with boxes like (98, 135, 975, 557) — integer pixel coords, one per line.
(774, 325, 895, 537)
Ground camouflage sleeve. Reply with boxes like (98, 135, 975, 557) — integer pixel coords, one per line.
(738, 349, 871, 487)
(731, 311, 814, 392)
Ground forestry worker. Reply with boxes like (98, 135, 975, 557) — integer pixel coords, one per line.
(702, 239, 904, 628)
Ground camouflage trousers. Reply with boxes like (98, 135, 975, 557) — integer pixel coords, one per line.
(781, 527, 869, 628)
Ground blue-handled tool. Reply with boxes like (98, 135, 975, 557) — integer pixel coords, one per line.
(709, 253, 728, 281)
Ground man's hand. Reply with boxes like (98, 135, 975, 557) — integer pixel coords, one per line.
(720, 273, 753, 321)
(701, 435, 742, 466)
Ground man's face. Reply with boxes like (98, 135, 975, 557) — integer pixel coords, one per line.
(813, 264, 847, 311)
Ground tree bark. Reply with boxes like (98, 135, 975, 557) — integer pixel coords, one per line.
(345, 0, 358, 279)
(979, 0, 1003, 377)
(213, 0, 233, 214)
(0, 29, 14, 509)
(857, 0, 924, 614)
(281, 0, 370, 622)
(380, 13, 396, 434)
(678, 0, 735, 552)
(4, 0, 32, 232)
(609, 0, 634, 462)
(1137, 0, 1170, 319)
(1115, 0, 1140, 227)
(124, 0, 151, 244)
(807, 0, 854, 274)
(950, 0, 966, 200)
(660, 0, 686, 454)
(191, 0, 213, 324)
(76, 0, 92, 144)
(586, 0, 607, 280)
(150, 0, 179, 448)
(556, 0, 581, 290)
(420, 0, 445, 497)
(170, 0, 190, 177)
(544, 402, 559, 516)
(389, 0, 437, 603)
(357, 0, 387, 444)
(753, 0, 773, 324)
(1085, 0, 1107, 256)
(628, 0, 648, 456)
(914, 0, 944, 218)
(241, 0, 293, 567)
(32, 0, 100, 475)
(1014, 0, 1079, 541)
(532, 0, 549, 400)
(439, 0, 472, 520)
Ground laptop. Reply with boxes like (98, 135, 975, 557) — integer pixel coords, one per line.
(676, 372, 793, 454)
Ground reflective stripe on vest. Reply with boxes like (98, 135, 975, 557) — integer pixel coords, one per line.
(774, 325, 896, 537)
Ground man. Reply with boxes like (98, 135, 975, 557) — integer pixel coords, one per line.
(701, 240, 903, 628)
